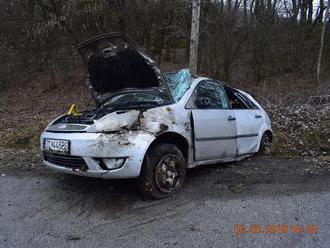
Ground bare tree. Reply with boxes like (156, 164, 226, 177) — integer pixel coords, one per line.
(1, 0, 330, 89)
(317, 2, 329, 85)
(189, 0, 201, 74)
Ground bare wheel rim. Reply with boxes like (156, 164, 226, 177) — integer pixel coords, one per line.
(155, 154, 185, 194)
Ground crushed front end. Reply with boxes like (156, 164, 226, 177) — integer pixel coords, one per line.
(41, 127, 155, 179)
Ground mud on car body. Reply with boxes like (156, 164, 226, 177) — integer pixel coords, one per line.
(41, 33, 273, 199)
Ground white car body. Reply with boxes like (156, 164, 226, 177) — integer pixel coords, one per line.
(41, 76, 272, 179)
(40, 33, 272, 182)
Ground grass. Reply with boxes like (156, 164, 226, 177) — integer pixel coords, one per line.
(2, 128, 39, 150)
(0, 95, 9, 111)
(270, 116, 330, 158)
(270, 130, 300, 158)
(301, 118, 330, 154)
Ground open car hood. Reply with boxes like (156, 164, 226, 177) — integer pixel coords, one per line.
(78, 33, 173, 105)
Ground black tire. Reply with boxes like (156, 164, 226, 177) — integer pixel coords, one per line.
(258, 132, 272, 155)
(138, 143, 186, 199)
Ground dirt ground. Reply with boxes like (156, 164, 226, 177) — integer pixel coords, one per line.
(1, 150, 330, 247)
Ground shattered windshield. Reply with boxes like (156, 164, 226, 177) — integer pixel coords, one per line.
(164, 69, 193, 102)
(102, 92, 166, 107)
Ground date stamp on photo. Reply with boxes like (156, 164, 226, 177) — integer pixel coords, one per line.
(232, 224, 318, 237)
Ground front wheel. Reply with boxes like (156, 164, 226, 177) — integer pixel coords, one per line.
(138, 143, 186, 199)
(258, 132, 272, 155)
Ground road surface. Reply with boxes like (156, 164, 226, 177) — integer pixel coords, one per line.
(1, 153, 330, 247)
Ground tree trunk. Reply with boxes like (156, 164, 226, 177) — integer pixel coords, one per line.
(318, 0, 325, 24)
(300, 0, 307, 24)
(292, 0, 298, 23)
(189, 0, 201, 74)
(172, 47, 176, 63)
(165, 39, 171, 61)
(307, 0, 313, 25)
(317, 3, 329, 85)
(243, 0, 247, 23)
(145, 31, 151, 53)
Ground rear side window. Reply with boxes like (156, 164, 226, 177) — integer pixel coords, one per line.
(226, 91, 248, 109)
(224, 85, 259, 110)
(238, 93, 259, 109)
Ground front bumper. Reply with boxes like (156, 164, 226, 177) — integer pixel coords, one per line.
(40, 131, 155, 179)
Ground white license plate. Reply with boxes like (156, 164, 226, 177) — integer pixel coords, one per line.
(43, 139, 70, 154)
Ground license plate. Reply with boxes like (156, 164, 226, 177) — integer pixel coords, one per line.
(43, 139, 70, 154)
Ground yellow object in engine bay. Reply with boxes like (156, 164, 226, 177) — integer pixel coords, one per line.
(67, 104, 80, 116)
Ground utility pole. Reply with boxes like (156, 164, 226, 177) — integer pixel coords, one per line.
(189, 0, 201, 75)
(317, 2, 329, 85)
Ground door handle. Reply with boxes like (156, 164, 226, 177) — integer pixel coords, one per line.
(255, 114, 262, 119)
(228, 116, 236, 121)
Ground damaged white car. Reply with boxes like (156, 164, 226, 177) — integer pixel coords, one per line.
(41, 33, 273, 199)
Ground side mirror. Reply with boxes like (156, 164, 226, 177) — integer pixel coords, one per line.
(196, 97, 211, 108)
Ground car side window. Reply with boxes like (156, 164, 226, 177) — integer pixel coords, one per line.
(190, 80, 229, 109)
(229, 93, 249, 109)
(224, 88, 248, 109)
(238, 93, 259, 109)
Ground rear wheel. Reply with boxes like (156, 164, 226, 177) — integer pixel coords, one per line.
(138, 143, 186, 199)
(258, 132, 272, 155)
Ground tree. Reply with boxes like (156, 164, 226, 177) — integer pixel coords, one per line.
(317, 2, 329, 85)
(1, 0, 330, 88)
(189, 0, 201, 74)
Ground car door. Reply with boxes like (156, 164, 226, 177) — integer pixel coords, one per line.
(229, 91, 263, 155)
(189, 80, 237, 161)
